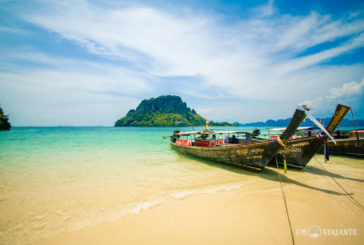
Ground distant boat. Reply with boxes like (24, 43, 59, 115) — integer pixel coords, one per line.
(269, 104, 351, 169)
(164, 105, 307, 171)
(318, 129, 364, 158)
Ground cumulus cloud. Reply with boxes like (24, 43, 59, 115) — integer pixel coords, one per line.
(326, 78, 364, 99)
(304, 78, 364, 115)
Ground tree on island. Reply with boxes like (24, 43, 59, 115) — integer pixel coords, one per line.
(114, 95, 238, 127)
(0, 106, 11, 130)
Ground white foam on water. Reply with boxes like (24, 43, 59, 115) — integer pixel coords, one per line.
(124, 198, 166, 215)
(171, 182, 244, 199)
(1, 181, 247, 244)
(0, 197, 168, 244)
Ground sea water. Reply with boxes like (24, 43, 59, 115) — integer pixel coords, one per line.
(0, 126, 360, 243)
(0, 126, 260, 243)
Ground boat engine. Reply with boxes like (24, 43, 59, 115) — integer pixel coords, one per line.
(252, 129, 260, 137)
(171, 130, 180, 143)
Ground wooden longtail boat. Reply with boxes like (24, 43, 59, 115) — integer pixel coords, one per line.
(270, 104, 351, 169)
(318, 130, 364, 158)
(165, 105, 307, 171)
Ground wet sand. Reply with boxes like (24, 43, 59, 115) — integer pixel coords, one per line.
(33, 155, 364, 245)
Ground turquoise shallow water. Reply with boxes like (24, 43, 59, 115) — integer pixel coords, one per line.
(0, 126, 359, 243)
(0, 126, 259, 243)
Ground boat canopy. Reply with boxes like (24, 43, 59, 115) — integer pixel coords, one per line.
(268, 126, 317, 132)
(349, 129, 364, 133)
(164, 130, 252, 137)
(175, 130, 251, 136)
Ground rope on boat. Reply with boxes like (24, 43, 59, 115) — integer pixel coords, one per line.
(315, 133, 327, 143)
(273, 137, 286, 149)
(314, 155, 364, 211)
(324, 143, 329, 162)
(350, 108, 360, 147)
(276, 156, 295, 245)
(315, 133, 330, 162)
(273, 137, 288, 174)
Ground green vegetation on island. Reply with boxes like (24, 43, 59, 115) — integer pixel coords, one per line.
(0, 106, 11, 130)
(114, 95, 238, 127)
(209, 121, 239, 127)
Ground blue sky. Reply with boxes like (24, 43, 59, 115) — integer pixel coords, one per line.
(0, 0, 363, 126)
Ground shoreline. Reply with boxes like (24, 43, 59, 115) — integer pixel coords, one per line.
(33, 156, 364, 245)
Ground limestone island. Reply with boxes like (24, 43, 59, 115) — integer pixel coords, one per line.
(114, 95, 238, 127)
(0, 106, 11, 130)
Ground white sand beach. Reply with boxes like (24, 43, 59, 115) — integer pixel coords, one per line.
(34, 155, 364, 245)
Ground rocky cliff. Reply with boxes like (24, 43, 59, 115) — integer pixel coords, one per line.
(114, 95, 236, 127)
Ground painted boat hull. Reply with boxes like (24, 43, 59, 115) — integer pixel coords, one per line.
(318, 138, 364, 158)
(171, 141, 280, 171)
(168, 105, 307, 171)
(270, 136, 323, 169)
(270, 104, 352, 169)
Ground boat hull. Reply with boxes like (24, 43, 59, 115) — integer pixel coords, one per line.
(270, 136, 323, 169)
(318, 138, 364, 158)
(171, 141, 280, 171)
(270, 104, 351, 169)
(168, 105, 307, 171)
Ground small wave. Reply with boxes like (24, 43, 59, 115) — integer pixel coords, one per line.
(1, 184, 244, 243)
(171, 182, 244, 199)
(0, 197, 167, 244)
(122, 198, 166, 215)
(65, 197, 167, 232)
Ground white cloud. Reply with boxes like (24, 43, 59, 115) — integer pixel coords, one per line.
(1, 51, 151, 94)
(22, 2, 363, 89)
(0, 25, 27, 35)
(304, 78, 364, 114)
(0, 52, 153, 125)
(276, 33, 364, 74)
(275, 13, 364, 52)
(326, 78, 364, 99)
(1, 0, 364, 124)
(253, 0, 277, 17)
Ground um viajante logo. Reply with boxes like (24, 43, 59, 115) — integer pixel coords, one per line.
(296, 225, 358, 239)
(308, 225, 322, 239)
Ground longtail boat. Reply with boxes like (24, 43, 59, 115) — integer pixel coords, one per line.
(164, 105, 307, 171)
(318, 129, 364, 158)
(270, 104, 351, 169)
